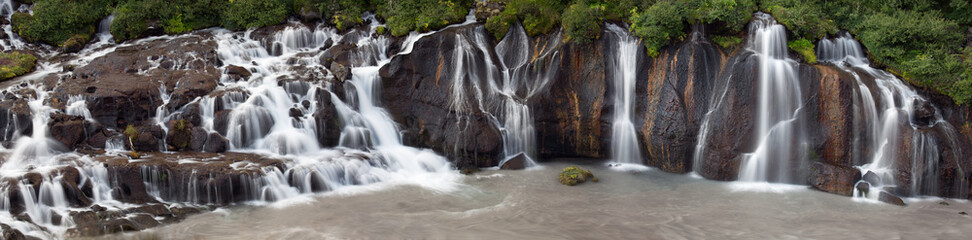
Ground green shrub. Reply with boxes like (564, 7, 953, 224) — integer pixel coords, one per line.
(111, 0, 223, 42)
(316, 0, 376, 31)
(629, 1, 687, 57)
(0, 52, 37, 80)
(787, 38, 816, 63)
(221, 0, 291, 30)
(689, 0, 757, 33)
(378, 0, 473, 37)
(12, 0, 110, 46)
(761, 0, 837, 40)
(485, 0, 567, 40)
(710, 34, 741, 49)
(562, 2, 605, 44)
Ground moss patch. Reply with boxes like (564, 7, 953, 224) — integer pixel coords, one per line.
(0, 52, 37, 81)
(558, 166, 598, 186)
(787, 38, 816, 63)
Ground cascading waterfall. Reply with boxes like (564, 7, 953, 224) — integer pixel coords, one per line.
(605, 24, 643, 165)
(492, 24, 559, 167)
(0, 0, 27, 50)
(737, 13, 807, 183)
(818, 33, 968, 198)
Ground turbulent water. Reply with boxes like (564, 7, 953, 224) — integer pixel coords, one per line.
(100, 162, 972, 239)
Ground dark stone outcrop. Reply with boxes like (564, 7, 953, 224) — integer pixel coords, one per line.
(808, 162, 862, 196)
(379, 25, 504, 169)
(500, 153, 527, 170)
(637, 32, 722, 173)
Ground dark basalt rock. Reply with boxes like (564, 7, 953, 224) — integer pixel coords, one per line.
(879, 191, 907, 206)
(911, 98, 937, 127)
(312, 89, 340, 147)
(49, 34, 220, 129)
(637, 31, 723, 173)
(500, 153, 528, 170)
(808, 162, 862, 196)
(856, 181, 870, 195)
(204, 132, 228, 153)
(378, 25, 503, 169)
(131, 124, 165, 152)
(47, 113, 87, 149)
(224, 65, 252, 81)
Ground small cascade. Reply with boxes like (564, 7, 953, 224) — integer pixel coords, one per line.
(492, 24, 560, 167)
(0, 0, 27, 50)
(1, 84, 65, 173)
(737, 13, 807, 183)
(604, 24, 643, 165)
(818, 33, 968, 199)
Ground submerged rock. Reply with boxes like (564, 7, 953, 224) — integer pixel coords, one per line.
(878, 191, 907, 206)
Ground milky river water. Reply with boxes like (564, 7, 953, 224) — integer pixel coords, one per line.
(95, 161, 972, 239)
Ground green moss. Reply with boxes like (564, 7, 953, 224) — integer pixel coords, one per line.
(0, 52, 37, 81)
(375, 26, 386, 35)
(787, 38, 816, 63)
(170, 119, 191, 150)
(111, 0, 223, 42)
(558, 166, 597, 186)
(710, 34, 742, 49)
(629, 1, 687, 58)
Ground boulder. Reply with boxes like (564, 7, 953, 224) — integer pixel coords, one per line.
(500, 153, 528, 170)
(165, 119, 192, 150)
(204, 133, 228, 153)
(47, 113, 87, 149)
(910, 98, 936, 127)
(863, 171, 880, 185)
(131, 125, 165, 152)
(808, 162, 862, 196)
(558, 166, 598, 186)
(188, 127, 209, 151)
(329, 62, 350, 81)
(224, 65, 252, 81)
(856, 181, 870, 195)
(878, 191, 906, 206)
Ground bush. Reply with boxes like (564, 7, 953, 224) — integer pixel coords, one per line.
(710, 34, 742, 49)
(761, 0, 837, 40)
(629, 1, 687, 57)
(0, 52, 37, 80)
(111, 0, 223, 42)
(787, 38, 816, 63)
(220, 0, 291, 30)
(316, 0, 376, 31)
(689, 0, 757, 33)
(378, 0, 473, 37)
(485, 0, 567, 40)
(562, 2, 605, 44)
(12, 0, 110, 46)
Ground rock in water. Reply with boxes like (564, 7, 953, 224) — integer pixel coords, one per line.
(863, 171, 880, 185)
(856, 181, 870, 195)
(878, 191, 907, 206)
(808, 162, 862, 196)
(500, 153, 528, 170)
(558, 166, 598, 186)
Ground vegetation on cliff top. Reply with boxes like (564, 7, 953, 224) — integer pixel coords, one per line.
(8, 0, 972, 105)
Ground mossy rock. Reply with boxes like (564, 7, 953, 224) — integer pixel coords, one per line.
(0, 51, 37, 81)
(124, 125, 139, 143)
(558, 166, 598, 186)
(375, 26, 386, 35)
(61, 34, 88, 53)
(168, 119, 192, 150)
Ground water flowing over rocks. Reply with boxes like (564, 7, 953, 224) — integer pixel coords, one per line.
(0, 10, 971, 238)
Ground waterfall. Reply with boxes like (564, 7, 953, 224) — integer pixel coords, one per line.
(492, 24, 559, 167)
(818, 33, 968, 198)
(0, 0, 27, 50)
(604, 24, 643, 165)
(737, 13, 807, 183)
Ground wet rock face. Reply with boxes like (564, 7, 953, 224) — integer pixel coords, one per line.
(808, 162, 862, 196)
(379, 25, 504, 169)
(50, 34, 221, 129)
(692, 51, 760, 181)
(47, 113, 91, 149)
(533, 38, 607, 160)
(637, 36, 722, 173)
(813, 66, 855, 167)
(0, 94, 33, 148)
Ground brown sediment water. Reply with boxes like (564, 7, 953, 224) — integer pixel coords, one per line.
(97, 161, 972, 240)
